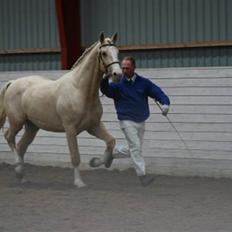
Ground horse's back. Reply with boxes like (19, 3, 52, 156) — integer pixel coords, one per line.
(16, 75, 52, 86)
(6, 75, 52, 94)
(4, 75, 52, 104)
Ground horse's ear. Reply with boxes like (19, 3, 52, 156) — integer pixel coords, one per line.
(111, 33, 118, 43)
(99, 32, 105, 44)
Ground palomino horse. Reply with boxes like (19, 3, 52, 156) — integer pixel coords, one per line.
(0, 33, 121, 187)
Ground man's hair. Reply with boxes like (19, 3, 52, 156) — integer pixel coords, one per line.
(122, 56, 136, 67)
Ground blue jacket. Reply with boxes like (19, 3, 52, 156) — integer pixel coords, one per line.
(100, 74, 170, 122)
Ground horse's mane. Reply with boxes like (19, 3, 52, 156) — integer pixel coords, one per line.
(71, 42, 98, 70)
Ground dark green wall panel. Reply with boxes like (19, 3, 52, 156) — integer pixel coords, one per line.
(1, 0, 232, 70)
(81, 0, 232, 46)
(0, 0, 60, 70)
(120, 47, 232, 68)
(0, 54, 61, 71)
(80, 0, 232, 68)
(0, 0, 59, 49)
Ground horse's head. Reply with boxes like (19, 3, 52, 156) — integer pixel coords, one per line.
(98, 32, 122, 82)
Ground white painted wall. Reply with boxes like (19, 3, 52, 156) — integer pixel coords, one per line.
(0, 67, 232, 177)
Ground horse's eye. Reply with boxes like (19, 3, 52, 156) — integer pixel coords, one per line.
(102, 52, 107, 57)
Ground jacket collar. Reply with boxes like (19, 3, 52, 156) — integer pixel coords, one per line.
(122, 73, 138, 83)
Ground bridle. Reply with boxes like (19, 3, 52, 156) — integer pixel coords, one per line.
(98, 43, 120, 73)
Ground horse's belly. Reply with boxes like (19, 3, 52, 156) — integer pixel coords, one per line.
(21, 84, 103, 133)
(25, 102, 64, 131)
(26, 109, 64, 132)
(29, 116, 65, 132)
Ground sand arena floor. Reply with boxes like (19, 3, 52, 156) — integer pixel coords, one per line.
(0, 163, 232, 232)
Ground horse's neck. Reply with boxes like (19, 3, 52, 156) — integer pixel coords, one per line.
(71, 45, 103, 100)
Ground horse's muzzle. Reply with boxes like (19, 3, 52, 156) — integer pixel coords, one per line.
(110, 66, 122, 83)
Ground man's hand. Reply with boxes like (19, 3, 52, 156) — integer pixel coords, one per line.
(161, 104, 169, 116)
(103, 74, 110, 79)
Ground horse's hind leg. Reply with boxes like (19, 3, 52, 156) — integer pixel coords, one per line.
(15, 121, 39, 182)
(4, 119, 24, 181)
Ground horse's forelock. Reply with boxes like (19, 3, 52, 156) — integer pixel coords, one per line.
(105, 38, 112, 44)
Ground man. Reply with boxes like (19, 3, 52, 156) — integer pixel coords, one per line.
(100, 56, 170, 186)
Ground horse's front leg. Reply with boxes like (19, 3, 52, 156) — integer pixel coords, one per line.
(88, 122, 116, 168)
(64, 125, 86, 188)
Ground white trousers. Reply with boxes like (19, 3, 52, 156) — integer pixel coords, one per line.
(113, 120, 146, 176)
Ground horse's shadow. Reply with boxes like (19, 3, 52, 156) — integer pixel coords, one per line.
(9, 180, 76, 191)
(8, 168, 141, 192)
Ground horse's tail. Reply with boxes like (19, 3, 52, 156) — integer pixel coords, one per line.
(0, 81, 12, 128)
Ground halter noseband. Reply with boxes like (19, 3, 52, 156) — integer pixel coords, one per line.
(98, 43, 120, 71)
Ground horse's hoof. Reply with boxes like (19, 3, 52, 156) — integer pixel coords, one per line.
(104, 154, 114, 168)
(15, 165, 24, 180)
(20, 178, 30, 184)
(74, 180, 87, 188)
(89, 157, 103, 167)
(15, 164, 23, 173)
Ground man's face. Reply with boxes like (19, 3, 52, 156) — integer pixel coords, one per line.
(121, 59, 135, 78)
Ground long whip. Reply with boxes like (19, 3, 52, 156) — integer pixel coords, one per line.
(155, 101, 193, 156)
